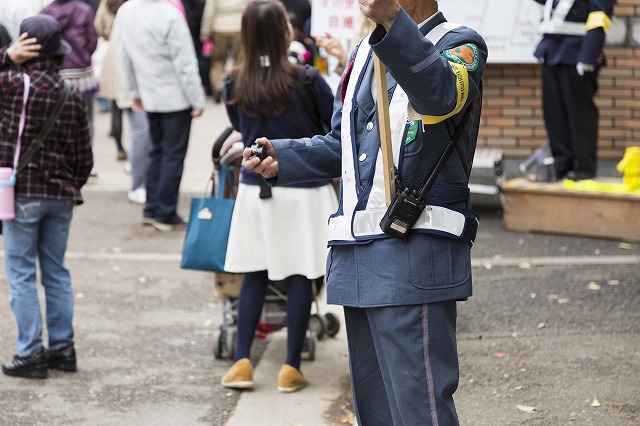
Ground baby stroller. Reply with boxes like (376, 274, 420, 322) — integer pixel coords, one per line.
(210, 127, 341, 361)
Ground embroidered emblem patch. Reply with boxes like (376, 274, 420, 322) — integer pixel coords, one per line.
(443, 44, 480, 71)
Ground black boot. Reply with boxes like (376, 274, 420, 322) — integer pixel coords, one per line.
(2, 348, 48, 379)
(46, 344, 77, 372)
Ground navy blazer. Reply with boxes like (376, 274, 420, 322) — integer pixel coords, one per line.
(270, 10, 487, 307)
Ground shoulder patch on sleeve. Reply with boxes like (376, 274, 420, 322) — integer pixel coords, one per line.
(443, 43, 480, 71)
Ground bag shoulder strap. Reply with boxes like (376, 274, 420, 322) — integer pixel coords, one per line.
(17, 80, 71, 174)
(296, 64, 327, 134)
(415, 104, 475, 201)
(455, 78, 483, 179)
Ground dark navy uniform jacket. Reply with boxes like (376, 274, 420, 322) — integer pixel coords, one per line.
(268, 10, 488, 307)
(533, 0, 615, 66)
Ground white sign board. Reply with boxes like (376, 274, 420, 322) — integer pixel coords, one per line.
(309, 0, 363, 41)
(310, 0, 544, 63)
(438, 0, 544, 63)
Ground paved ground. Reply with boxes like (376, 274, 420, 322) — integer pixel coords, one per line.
(0, 100, 638, 426)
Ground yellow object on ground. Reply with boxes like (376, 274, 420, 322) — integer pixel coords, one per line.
(616, 146, 640, 189)
(562, 146, 640, 193)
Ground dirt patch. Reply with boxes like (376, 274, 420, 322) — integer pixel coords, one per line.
(324, 375, 355, 425)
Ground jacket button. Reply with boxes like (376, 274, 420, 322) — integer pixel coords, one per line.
(359, 153, 367, 162)
(366, 122, 374, 131)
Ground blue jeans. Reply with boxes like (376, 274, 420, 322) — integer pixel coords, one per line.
(125, 109, 152, 191)
(3, 197, 75, 356)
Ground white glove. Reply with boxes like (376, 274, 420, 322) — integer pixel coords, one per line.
(576, 62, 595, 76)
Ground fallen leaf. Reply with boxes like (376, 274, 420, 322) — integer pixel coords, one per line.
(591, 397, 601, 407)
(493, 351, 508, 358)
(617, 242, 633, 250)
(514, 385, 523, 390)
(519, 262, 532, 269)
(484, 263, 493, 270)
(547, 294, 559, 300)
(204, 319, 214, 327)
(537, 322, 547, 329)
(587, 282, 601, 291)
(138, 276, 147, 283)
(607, 279, 620, 286)
(76, 292, 85, 299)
(516, 404, 536, 414)
(557, 298, 571, 304)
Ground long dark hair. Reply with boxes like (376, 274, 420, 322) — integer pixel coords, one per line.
(226, 0, 298, 117)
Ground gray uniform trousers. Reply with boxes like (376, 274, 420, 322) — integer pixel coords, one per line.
(344, 301, 459, 426)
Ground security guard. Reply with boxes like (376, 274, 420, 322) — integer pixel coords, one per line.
(533, 0, 615, 180)
(245, 0, 487, 424)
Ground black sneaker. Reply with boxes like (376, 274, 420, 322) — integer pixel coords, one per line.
(142, 216, 155, 226)
(46, 344, 77, 372)
(2, 348, 48, 379)
(152, 215, 187, 232)
(142, 210, 155, 226)
(565, 171, 595, 181)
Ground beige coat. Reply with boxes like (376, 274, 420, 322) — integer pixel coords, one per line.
(94, 0, 116, 40)
(96, 18, 132, 107)
(200, 0, 250, 40)
(95, 0, 120, 101)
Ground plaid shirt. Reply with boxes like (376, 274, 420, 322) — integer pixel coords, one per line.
(0, 50, 93, 204)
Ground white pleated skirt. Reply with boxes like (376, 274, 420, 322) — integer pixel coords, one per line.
(224, 183, 339, 281)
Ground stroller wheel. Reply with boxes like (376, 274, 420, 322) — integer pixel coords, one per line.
(302, 332, 316, 361)
(308, 314, 326, 341)
(222, 328, 236, 360)
(212, 329, 223, 359)
(324, 312, 341, 338)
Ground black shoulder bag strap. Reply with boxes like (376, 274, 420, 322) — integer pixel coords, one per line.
(296, 64, 328, 134)
(17, 80, 71, 174)
(455, 79, 483, 179)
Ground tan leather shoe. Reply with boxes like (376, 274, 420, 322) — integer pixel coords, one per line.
(221, 358, 253, 389)
(277, 364, 308, 393)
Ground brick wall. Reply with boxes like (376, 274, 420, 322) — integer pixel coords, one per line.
(478, 0, 640, 161)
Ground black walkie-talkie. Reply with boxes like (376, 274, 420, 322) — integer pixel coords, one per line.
(379, 188, 425, 239)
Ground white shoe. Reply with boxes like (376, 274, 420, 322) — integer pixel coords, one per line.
(127, 188, 146, 204)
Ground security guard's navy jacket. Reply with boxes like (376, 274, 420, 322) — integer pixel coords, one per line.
(533, 0, 615, 67)
(269, 10, 487, 308)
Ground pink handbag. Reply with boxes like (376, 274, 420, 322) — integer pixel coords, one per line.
(0, 74, 29, 220)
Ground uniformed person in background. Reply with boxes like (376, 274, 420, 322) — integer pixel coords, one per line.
(245, 0, 487, 424)
(532, 0, 615, 180)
